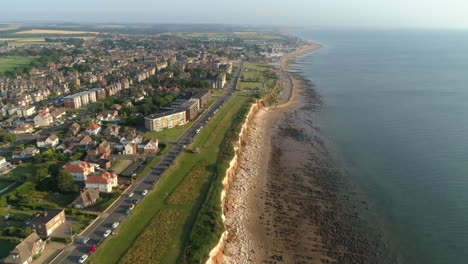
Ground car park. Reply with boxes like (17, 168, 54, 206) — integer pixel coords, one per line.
(112, 222, 119, 229)
(79, 254, 88, 263)
(103, 230, 111, 237)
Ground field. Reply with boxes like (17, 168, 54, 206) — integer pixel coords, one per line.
(143, 122, 192, 142)
(239, 62, 278, 94)
(0, 56, 38, 73)
(90, 92, 252, 264)
(176, 31, 287, 40)
(15, 29, 98, 35)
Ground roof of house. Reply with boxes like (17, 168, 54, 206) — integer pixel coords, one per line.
(86, 172, 117, 185)
(86, 124, 101, 131)
(31, 209, 64, 224)
(64, 161, 95, 173)
(3, 233, 43, 264)
(72, 189, 100, 207)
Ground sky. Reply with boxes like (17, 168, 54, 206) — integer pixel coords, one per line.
(2, 0, 468, 29)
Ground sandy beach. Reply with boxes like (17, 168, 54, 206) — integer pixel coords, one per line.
(222, 44, 388, 264)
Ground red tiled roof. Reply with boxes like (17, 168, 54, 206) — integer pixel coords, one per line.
(86, 124, 101, 130)
(86, 172, 117, 184)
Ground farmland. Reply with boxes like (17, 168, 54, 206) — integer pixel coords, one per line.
(15, 29, 98, 35)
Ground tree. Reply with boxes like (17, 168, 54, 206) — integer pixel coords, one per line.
(57, 171, 78, 193)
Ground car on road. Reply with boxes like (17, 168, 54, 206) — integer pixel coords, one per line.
(112, 222, 119, 229)
(103, 230, 111, 237)
(79, 254, 88, 263)
(127, 192, 134, 198)
(80, 237, 90, 244)
(142, 190, 148, 196)
(88, 244, 97, 253)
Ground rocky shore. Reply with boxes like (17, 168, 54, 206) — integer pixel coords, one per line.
(221, 45, 390, 264)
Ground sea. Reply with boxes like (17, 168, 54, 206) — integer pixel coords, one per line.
(293, 29, 468, 264)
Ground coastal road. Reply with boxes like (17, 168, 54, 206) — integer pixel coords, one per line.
(50, 62, 243, 264)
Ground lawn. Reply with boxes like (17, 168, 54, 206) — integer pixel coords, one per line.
(0, 180, 14, 191)
(2, 162, 46, 182)
(239, 62, 278, 94)
(143, 122, 192, 142)
(0, 237, 19, 258)
(89, 92, 252, 264)
(0, 56, 38, 74)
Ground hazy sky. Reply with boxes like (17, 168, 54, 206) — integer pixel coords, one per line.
(2, 0, 468, 29)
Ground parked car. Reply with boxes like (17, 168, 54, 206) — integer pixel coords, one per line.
(79, 254, 88, 263)
(80, 237, 90, 244)
(103, 230, 111, 237)
(142, 190, 148, 196)
(132, 198, 140, 204)
(112, 222, 119, 229)
(125, 208, 131, 214)
(88, 244, 97, 254)
(127, 192, 134, 198)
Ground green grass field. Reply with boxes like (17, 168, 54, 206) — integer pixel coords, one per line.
(0, 56, 38, 74)
(89, 92, 252, 264)
(0, 180, 14, 190)
(239, 62, 277, 94)
(143, 122, 192, 142)
(0, 238, 19, 258)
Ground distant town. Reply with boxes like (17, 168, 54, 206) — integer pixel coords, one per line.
(0, 23, 308, 264)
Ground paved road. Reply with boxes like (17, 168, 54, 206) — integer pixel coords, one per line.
(51, 62, 243, 264)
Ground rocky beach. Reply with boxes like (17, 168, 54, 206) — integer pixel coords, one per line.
(222, 44, 390, 264)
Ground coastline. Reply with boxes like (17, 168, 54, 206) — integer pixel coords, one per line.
(221, 42, 388, 263)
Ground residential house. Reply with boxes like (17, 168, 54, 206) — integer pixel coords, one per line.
(85, 171, 118, 193)
(137, 139, 159, 154)
(36, 134, 59, 148)
(86, 124, 101, 135)
(3, 233, 46, 264)
(0, 156, 11, 171)
(12, 123, 34, 134)
(31, 209, 66, 238)
(63, 160, 96, 181)
(96, 110, 118, 122)
(103, 125, 120, 137)
(33, 111, 53, 127)
(68, 123, 81, 136)
(12, 147, 39, 160)
(71, 189, 100, 209)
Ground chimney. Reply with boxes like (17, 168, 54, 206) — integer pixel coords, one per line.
(43, 211, 48, 217)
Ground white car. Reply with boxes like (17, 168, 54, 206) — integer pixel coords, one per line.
(127, 192, 134, 198)
(103, 230, 111, 237)
(78, 254, 88, 263)
(112, 222, 119, 229)
(142, 190, 148, 196)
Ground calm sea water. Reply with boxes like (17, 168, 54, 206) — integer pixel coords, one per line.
(294, 29, 468, 263)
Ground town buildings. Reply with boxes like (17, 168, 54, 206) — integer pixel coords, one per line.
(3, 233, 46, 264)
(31, 209, 66, 238)
(144, 109, 187, 132)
